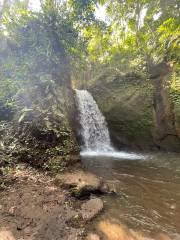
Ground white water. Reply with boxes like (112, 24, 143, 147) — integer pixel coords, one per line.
(75, 89, 145, 159)
(80, 151, 146, 159)
(75, 89, 113, 152)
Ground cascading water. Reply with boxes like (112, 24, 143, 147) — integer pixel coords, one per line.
(75, 89, 145, 159)
(75, 90, 180, 237)
(75, 89, 113, 152)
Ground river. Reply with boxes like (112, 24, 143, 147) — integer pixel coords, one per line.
(82, 152, 180, 239)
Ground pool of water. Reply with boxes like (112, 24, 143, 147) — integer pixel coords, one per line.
(81, 151, 180, 239)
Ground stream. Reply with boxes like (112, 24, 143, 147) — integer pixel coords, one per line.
(82, 152, 180, 239)
(75, 89, 180, 239)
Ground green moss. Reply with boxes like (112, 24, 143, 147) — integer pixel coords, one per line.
(90, 72, 154, 149)
(105, 104, 153, 147)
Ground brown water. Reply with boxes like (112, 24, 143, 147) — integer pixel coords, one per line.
(82, 152, 180, 239)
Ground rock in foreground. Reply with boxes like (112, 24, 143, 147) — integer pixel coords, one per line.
(80, 197, 104, 221)
(55, 170, 109, 197)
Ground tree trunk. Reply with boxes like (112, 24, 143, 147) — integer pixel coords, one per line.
(149, 61, 180, 151)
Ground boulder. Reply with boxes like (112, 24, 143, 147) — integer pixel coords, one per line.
(89, 70, 180, 152)
(80, 197, 103, 221)
(55, 170, 109, 197)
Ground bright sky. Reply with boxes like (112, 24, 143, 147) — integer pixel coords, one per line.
(28, 0, 106, 20)
(0, 0, 41, 10)
(95, 4, 106, 21)
(29, 0, 41, 11)
(0, 0, 106, 25)
(1, 0, 159, 24)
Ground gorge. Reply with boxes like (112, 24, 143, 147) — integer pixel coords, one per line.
(0, 0, 180, 239)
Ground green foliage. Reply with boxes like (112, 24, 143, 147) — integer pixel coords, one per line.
(83, 24, 110, 62)
(68, 0, 97, 24)
(0, 0, 83, 114)
(77, 0, 179, 67)
(0, 0, 179, 109)
(158, 18, 180, 61)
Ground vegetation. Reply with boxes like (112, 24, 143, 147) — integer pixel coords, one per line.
(0, 0, 179, 154)
(0, 1, 180, 239)
(0, 0, 179, 97)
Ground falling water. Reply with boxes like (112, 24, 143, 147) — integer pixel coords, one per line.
(75, 89, 113, 152)
(75, 89, 145, 159)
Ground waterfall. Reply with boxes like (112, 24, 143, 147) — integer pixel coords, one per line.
(75, 89, 145, 159)
(75, 89, 114, 152)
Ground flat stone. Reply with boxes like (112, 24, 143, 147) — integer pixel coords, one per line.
(80, 197, 103, 221)
(55, 170, 108, 197)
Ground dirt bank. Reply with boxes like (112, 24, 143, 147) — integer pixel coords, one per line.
(0, 164, 104, 240)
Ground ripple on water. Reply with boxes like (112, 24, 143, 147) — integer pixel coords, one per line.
(82, 152, 180, 239)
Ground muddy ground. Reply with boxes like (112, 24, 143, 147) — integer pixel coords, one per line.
(0, 164, 176, 240)
(0, 164, 88, 240)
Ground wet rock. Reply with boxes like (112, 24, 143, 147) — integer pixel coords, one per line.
(99, 182, 109, 193)
(55, 170, 109, 197)
(80, 197, 103, 221)
(65, 155, 80, 165)
(68, 197, 103, 228)
(89, 72, 155, 151)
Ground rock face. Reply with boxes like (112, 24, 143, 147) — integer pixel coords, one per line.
(150, 61, 180, 151)
(55, 170, 109, 197)
(89, 71, 180, 152)
(90, 72, 154, 150)
(1, 78, 79, 170)
(0, 26, 80, 170)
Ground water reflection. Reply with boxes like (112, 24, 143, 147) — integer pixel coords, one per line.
(82, 152, 180, 239)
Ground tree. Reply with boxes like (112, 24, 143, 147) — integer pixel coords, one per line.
(75, 0, 180, 145)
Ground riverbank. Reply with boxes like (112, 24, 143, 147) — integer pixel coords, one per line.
(0, 162, 106, 240)
(1, 156, 178, 240)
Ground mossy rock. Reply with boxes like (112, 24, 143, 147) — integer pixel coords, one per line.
(90, 72, 154, 150)
(158, 135, 180, 152)
(1, 80, 79, 170)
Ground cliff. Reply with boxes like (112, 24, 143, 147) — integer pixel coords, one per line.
(89, 70, 180, 152)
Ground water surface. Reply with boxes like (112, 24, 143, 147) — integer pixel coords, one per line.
(82, 152, 180, 238)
